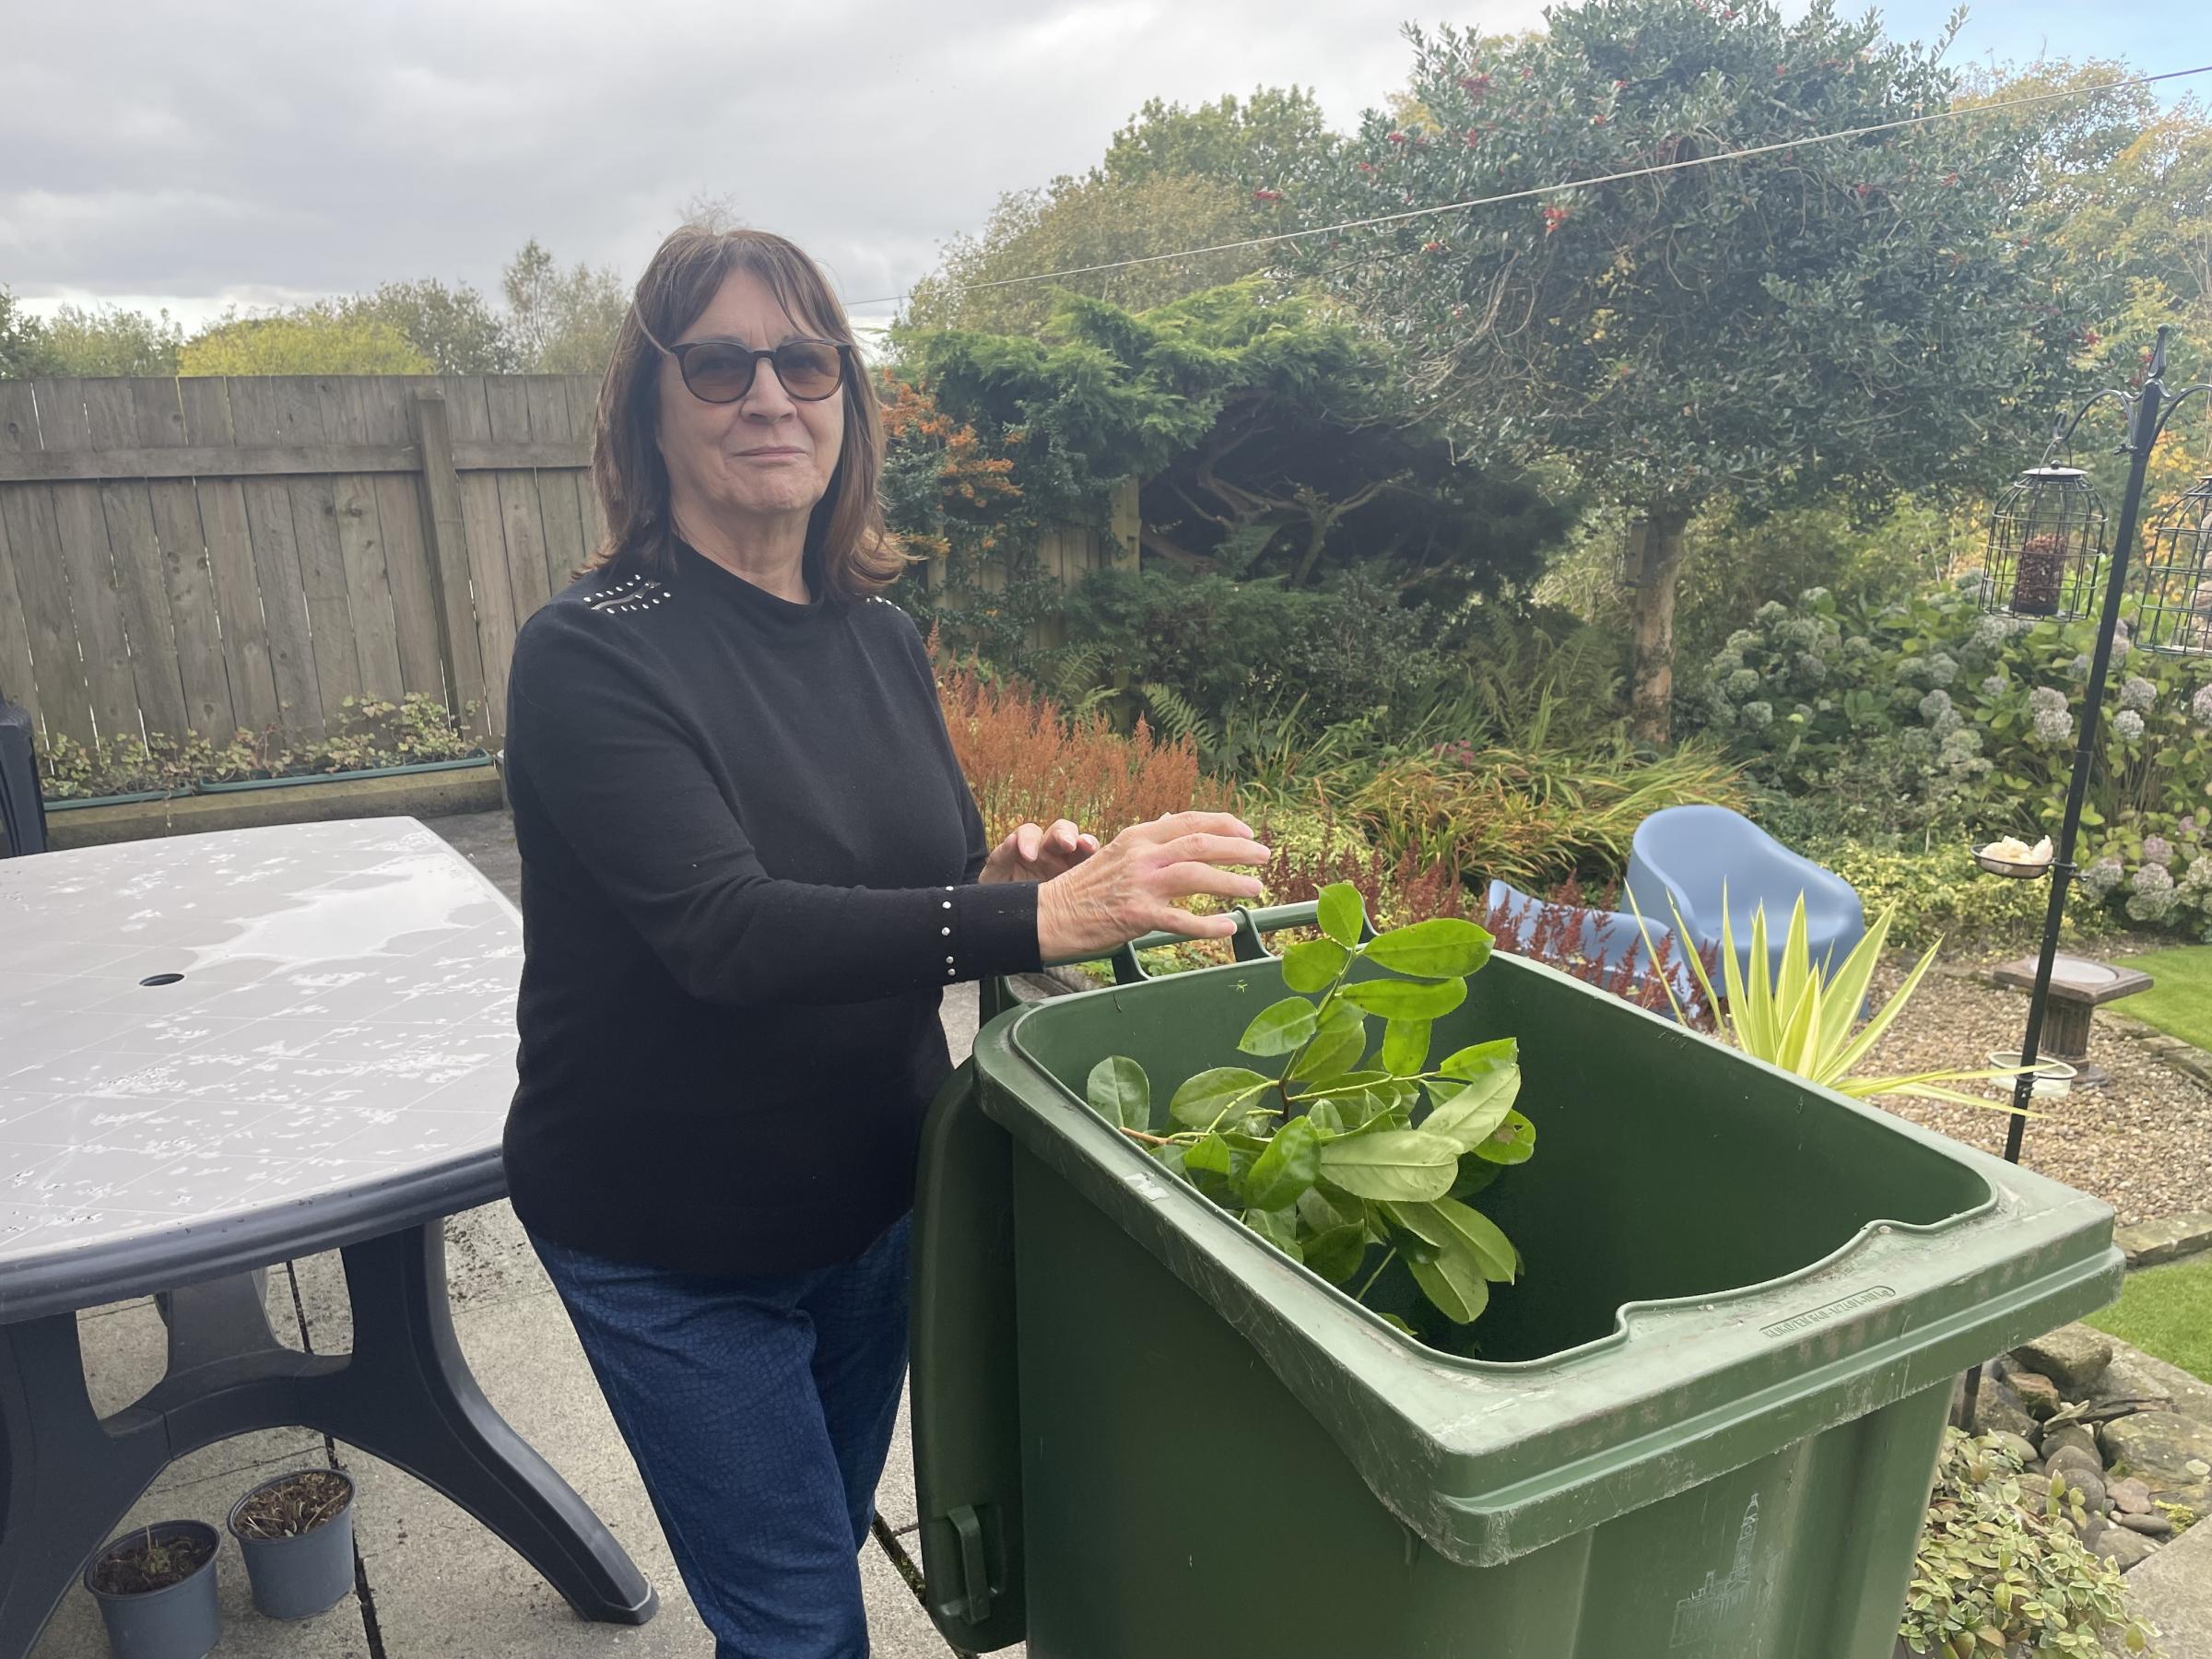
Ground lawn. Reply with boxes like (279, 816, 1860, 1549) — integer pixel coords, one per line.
(2085, 1256, 2212, 1382)
(2120, 945, 2212, 1051)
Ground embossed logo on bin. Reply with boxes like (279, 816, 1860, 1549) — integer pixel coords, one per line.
(1759, 1285, 1895, 1340)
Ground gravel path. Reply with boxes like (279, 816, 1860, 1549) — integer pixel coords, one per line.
(1861, 952, 2212, 1224)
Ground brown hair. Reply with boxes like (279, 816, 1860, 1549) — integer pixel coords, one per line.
(586, 225, 906, 599)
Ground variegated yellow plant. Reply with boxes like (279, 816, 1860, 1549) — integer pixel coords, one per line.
(1630, 890, 2031, 1111)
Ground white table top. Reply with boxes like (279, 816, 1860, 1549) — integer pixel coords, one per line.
(0, 818, 521, 1319)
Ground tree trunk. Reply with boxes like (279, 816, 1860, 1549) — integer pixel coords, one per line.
(1629, 508, 1691, 747)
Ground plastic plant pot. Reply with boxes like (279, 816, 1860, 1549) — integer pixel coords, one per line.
(81, 1521, 221, 1659)
(225, 1469, 357, 1620)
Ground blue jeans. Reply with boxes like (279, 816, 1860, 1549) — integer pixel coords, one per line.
(530, 1216, 913, 1659)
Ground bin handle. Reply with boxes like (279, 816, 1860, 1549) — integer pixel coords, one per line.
(982, 900, 1374, 1018)
(1063, 900, 1373, 987)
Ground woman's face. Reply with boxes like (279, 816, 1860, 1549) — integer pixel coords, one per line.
(655, 268, 846, 540)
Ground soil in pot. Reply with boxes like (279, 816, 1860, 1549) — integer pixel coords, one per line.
(230, 1469, 350, 1541)
(88, 1527, 216, 1596)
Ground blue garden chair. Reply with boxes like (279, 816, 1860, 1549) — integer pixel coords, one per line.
(1484, 878, 1705, 1021)
(1624, 806, 1865, 988)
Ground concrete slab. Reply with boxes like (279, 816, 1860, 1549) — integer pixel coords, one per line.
(2127, 1518, 2212, 1658)
(944, 980, 980, 1066)
(343, 1273, 952, 1657)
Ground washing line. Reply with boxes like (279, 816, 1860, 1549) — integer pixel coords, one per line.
(840, 60, 2212, 314)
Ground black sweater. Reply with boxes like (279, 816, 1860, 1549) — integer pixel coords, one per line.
(500, 542, 1041, 1274)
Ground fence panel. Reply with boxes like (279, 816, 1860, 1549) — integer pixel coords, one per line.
(0, 372, 1114, 763)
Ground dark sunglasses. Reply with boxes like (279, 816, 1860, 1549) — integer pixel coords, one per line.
(658, 335, 852, 405)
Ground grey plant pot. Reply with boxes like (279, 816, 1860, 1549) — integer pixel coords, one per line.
(82, 1521, 221, 1659)
(226, 1469, 357, 1620)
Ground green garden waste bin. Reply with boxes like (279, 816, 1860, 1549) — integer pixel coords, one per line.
(910, 911, 2122, 1659)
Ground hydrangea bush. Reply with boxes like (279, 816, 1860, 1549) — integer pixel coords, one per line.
(1691, 579, 2212, 938)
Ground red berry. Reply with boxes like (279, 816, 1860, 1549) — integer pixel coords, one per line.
(1387, 131, 1408, 144)
(1422, 240, 1446, 253)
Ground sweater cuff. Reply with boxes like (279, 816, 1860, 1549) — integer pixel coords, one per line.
(941, 881, 1042, 985)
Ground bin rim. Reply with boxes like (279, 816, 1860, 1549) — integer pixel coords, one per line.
(974, 948, 2122, 1566)
(1006, 954, 2002, 1374)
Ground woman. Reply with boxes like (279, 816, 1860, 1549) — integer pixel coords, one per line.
(500, 225, 1269, 1658)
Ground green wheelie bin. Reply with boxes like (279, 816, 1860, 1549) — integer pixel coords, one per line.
(910, 904, 2122, 1659)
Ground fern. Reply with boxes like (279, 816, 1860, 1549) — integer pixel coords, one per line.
(1139, 682, 1218, 757)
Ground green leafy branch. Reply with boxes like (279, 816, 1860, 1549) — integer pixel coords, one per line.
(1083, 881, 1534, 1330)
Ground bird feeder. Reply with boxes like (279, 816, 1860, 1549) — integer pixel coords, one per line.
(1982, 465, 2108, 620)
(2133, 471, 2212, 657)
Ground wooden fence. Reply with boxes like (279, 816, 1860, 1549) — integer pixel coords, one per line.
(0, 373, 1134, 759)
(0, 373, 602, 753)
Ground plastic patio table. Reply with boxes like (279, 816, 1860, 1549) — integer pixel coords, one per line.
(0, 817, 654, 1655)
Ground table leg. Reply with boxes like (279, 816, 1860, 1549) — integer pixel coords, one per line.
(0, 1313, 170, 1659)
(300, 1221, 657, 1627)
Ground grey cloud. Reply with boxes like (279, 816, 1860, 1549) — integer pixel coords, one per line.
(1, 0, 1510, 314)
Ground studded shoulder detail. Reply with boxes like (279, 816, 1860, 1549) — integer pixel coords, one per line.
(585, 571, 671, 616)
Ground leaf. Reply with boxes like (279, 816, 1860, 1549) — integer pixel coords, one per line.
(1303, 1099, 1347, 1135)
(1169, 1066, 1273, 1129)
(1449, 1153, 1502, 1200)
(1183, 1133, 1235, 1179)
(1317, 1129, 1461, 1200)
(1364, 918, 1494, 980)
(1423, 1064, 1523, 1150)
(1241, 1206, 1303, 1262)
(1340, 977, 1467, 1019)
(1244, 1117, 1322, 1211)
(1316, 883, 1365, 948)
(1388, 1198, 1519, 1282)
(1085, 1056, 1150, 1131)
(1298, 1070, 1398, 1118)
(1281, 937, 1349, 994)
(1382, 1017, 1432, 1077)
(1290, 1004, 1367, 1079)
(1438, 1037, 1517, 1079)
(1473, 1108, 1535, 1166)
(1240, 995, 1320, 1057)
(1410, 1254, 1490, 1324)
(1295, 1186, 1355, 1232)
(1302, 1223, 1369, 1285)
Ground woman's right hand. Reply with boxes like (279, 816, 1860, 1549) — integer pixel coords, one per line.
(1034, 812, 1272, 963)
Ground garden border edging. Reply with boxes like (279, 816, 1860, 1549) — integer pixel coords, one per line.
(43, 765, 505, 850)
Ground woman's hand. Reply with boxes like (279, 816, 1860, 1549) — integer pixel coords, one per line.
(1035, 812, 1273, 963)
(980, 819, 1100, 885)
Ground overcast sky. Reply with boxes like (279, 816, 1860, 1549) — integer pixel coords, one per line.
(3, 0, 2202, 333)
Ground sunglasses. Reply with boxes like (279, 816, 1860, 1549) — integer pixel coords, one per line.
(658, 335, 852, 405)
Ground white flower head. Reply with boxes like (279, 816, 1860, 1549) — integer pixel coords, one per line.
(2115, 710, 2146, 740)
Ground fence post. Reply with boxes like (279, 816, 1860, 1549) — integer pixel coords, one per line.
(1108, 477, 1141, 573)
(409, 392, 479, 736)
